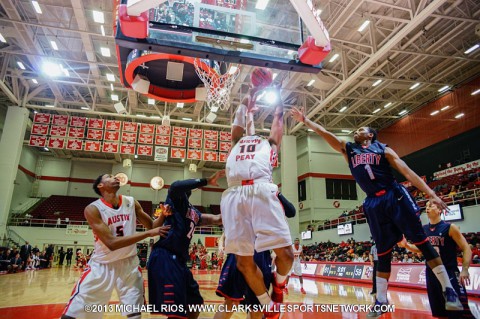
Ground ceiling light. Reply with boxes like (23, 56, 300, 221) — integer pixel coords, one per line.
(111, 94, 119, 101)
(100, 25, 106, 36)
(409, 83, 420, 90)
(440, 105, 450, 111)
(329, 53, 339, 63)
(341, 130, 351, 133)
(339, 106, 347, 112)
(50, 40, 58, 51)
(136, 114, 146, 118)
(93, 10, 105, 24)
(384, 102, 392, 108)
(228, 66, 238, 75)
(150, 115, 161, 119)
(182, 117, 192, 121)
(438, 85, 449, 93)
(455, 113, 464, 119)
(110, 83, 114, 91)
(148, 98, 155, 105)
(464, 44, 479, 54)
(0, 33, 6, 43)
(177, 102, 184, 108)
(44, 147, 49, 151)
(430, 110, 439, 116)
(106, 73, 115, 81)
(399, 110, 408, 115)
(100, 47, 111, 57)
(62, 66, 69, 77)
(33, 110, 37, 114)
(42, 61, 62, 77)
(255, 0, 270, 10)
(307, 79, 315, 86)
(240, 39, 250, 44)
(32, 79, 38, 84)
(263, 128, 270, 131)
(265, 89, 279, 104)
(272, 73, 278, 80)
(307, 129, 314, 132)
(372, 79, 382, 87)
(134, 154, 138, 159)
(471, 89, 480, 95)
(45, 104, 55, 108)
(358, 20, 370, 32)
(81, 107, 89, 110)
(17, 61, 26, 70)
(287, 50, 295, 55)
(210, 106, 219, 113)
(32, 1, 42, 14)
(372, 108, 381, 114)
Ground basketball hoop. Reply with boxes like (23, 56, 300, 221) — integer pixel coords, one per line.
(193, 59, 240, 111)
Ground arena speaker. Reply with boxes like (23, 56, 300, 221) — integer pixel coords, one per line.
(114, 102, 127, 115)
(205, 112, 217, 123)
(131, 74, 150, 94)
(189, 163, 197, 172)
(162, 115, 170, 126)
(123, 159, 132, 167)
(166, 61, 185, 81)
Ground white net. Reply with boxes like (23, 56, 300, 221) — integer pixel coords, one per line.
(193, 58, 240, 111)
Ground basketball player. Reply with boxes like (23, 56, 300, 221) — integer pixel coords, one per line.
(290, 108, 463, 317)
(221, 84, 294, 318)
(61, 174, 171, 319)
(148, 171, 225, 319)
(399, 200, 474, 318)
(285, 238, 306, 294)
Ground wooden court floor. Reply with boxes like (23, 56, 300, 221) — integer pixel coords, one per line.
(0, 266, 479, 319)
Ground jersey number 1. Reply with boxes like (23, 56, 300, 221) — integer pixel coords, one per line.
(365, 164, 376, 180)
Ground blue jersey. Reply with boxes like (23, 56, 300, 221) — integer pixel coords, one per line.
(346, 141, 397, 196)
(154, 178, 207, 262)
(423, 221, 458, 270)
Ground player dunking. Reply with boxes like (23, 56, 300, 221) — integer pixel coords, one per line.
(221, 85, 293, 318)
(399, 200, 474, 318)
(61, 174, 170, 319)
(285, 238, 306, 295)
(148, 171, 224, 319)
(290, 108, 463, 317)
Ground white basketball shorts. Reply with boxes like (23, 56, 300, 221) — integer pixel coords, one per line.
(221, 182, 292, 256)
(62, 256, 144, 319)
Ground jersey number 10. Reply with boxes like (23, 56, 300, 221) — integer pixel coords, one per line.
(239, 144, 256, 153)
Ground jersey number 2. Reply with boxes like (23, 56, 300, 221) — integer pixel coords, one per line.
(187, 221, 195, 239)
(116, 225, 124, 237)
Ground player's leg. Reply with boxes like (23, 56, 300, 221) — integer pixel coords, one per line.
(293, 261, 306, 294)
(447, 269, 474, 318)
(214, 254, 246, 319)
(271, 245, 294, 302)
(185, 268, 204, 319)
(115, 256, 144, 319)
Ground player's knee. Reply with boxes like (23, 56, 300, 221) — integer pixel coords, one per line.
(275, 246, 294, 265)
(236, 256, 256, 275)
(377, 253, 392, 273)
(416, 242, 438, 261)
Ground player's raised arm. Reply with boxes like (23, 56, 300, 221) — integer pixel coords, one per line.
(268, 88, 284, 149)
(449, 224, 472, 286)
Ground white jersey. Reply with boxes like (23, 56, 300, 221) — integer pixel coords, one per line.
(293, 244, 303, 262)
(90, 195, 137, 263)
(226, 135, 277, 187)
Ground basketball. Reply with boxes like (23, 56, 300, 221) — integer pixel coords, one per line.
(251, 67, 273, 88)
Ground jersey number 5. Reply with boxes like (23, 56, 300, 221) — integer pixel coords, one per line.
(116, 225, 124, 237)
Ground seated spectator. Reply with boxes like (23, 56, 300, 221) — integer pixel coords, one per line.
(7, 253, 23, 273)
(448, 185, 457, 197)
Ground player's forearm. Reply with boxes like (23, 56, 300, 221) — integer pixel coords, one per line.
(462, 249, 472, 270)
(246, 111, 255, 135)
(405, 243, 421, 254)
(403, 169, 436, 197)
(105, 232, 150, 251)
(169, 178, 208, 197)
(269, 104, 284, 146)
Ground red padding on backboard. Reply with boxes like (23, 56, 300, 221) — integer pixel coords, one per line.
(298, 36, 331, 65)
(118, 4, 149, 39)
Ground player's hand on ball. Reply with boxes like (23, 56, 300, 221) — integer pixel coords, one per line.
(208, 170, 226, 186)
(149, 225, 171, 238)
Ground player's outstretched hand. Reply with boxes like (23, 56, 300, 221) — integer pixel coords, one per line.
(290, 107, 305, 123)
(429, 194, 449, 211)
(207, 169, 226, 186)
(148, 225, 171, 238)
(154, 203, 173, 218)
(397, 236, 408, 248)
(460, 268, 470, 287)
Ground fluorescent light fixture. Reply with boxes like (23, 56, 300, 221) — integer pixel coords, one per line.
(150, 115, 161, 119)
(329, 53, 339, 63)
(240, 39, 250, 44)
(438, 85, 449, 92)
(44, 147, 49, 151)
(455, 113, 464, 119)
(210, 106, 219, 113)
(148, 98, 155, 105)
(181, 159, 185, 162)
(307, 79, 315, 86)
(265, 90, 279, 104)
(176, 102, 184, 108)
(255, 0, 269, 10)
(106, 73, 115, 81)
(81, 107, 89, 110)
(111, 94, 119, 101)
(32, 79, 38, 84)
(272, 73, 278, 80)
(430, 110, 439, 116)
(100, 47, 111, 57)
(0, 33, 6, 43)
(100, 25, 106, 36)
(136, 114, 146, 118)
(110, 83, 114, 91)
(384, 102, 392, 108)
(32, 1, 42, 14)
(441, 105, 450, 111)
(134, 154, 138, 159)
(358, 20, 370, 32)
(409, 82, 420, 90)
(399, 110, 408, 115)
(263, 128, 270, 131)
(50, 40, 58, 50)
(287, 50, 295, 55)
(341, 130, 350, 133)
(42, 61, 62, 77)
(307, 129, 314, 132)
(372, 108, 381, 114)
(93, 11, 105, 24)
(45, 104, 55, 108)
(17, 61, 26, 70)
(464, 44, 479, 54)
(182, 117, 192, 121)
(33, 110, 37, 114)
(339, 106, 347, 112)
(471, 89, 480, 95)
(228, 66, 238, 75)
(372, 79, 382, 87)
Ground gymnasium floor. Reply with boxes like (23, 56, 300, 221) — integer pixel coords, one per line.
(0, 267, 478, 319)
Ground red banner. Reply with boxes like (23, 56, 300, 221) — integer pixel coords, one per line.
(137, 145, 153, 156)
(121, 132, 137, 143)
(188, 138, 203, 149)
(173, 127, 187, 137)
(187, 149, 202, 160)
(155, 135, 170, 146)
(48, 138, 65, 149)
(204, 130, 218, 140)
(104, 131, 120, 141)
(29, 135, 47, 147)
(87, 129, 104, 140)
(123, 122, 138, 132)
(156, 125, 171, 136)
(219, 153, 228, 162)
(140, 123, 155, 134)
(220, 141, 231, 152)
(31, 124, 49, 135)
(50, 125, 67, 137)
(66, 139, 83, 151)
(102, 142, 119, 153)
(120, 144, 135, 155)
(68, 127, 85, 139)
(171, 137, 186, 147)
(220, 131, 232, 141)
(189, 128, 203, 138)
(203, 151, 218, 162)
(105, 120, 121, 131)
(171, 148, 186, 159)
(52, 114, 68, 126)
(88, 118, 104, 129)
(138, 133, 154, 144)
(205, 237, 219, 248)
(204, 139, 218, 150)
(33, 113, 51, 124)
(70, 116, 86, 127)
(85, 141, 101, 152)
